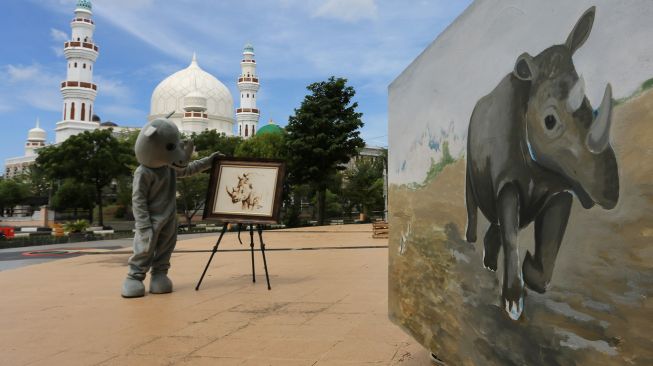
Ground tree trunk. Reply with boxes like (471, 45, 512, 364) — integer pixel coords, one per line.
(187, 215, 192, 231)
(97, 185, 104, 227)
(316, 188, 326, 226)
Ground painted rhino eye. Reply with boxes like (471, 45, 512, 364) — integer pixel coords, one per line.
(166, 143, 176, 151)
(544, 115, 557, 130)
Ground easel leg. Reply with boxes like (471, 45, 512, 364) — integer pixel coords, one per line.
(257, 225, 272, 290)
(249, 224, 256, 283)
(195, 223, 228, 291)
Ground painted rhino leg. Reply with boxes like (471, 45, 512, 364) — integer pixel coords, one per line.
(523, 192, 572, 293)
(483, 224, 501, 271)
(465, 166, 478, 243)
(497, 183, 523, 320)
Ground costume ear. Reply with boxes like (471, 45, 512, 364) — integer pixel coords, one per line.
(513, 52, 537, 81)
(565, 7, 595, 54)
(143, 125, 157, 137)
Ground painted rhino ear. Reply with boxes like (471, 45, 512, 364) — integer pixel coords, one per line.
(513, 53, 537, 81)
(143, 125, 157, 137)
(566, 6, 595, 54)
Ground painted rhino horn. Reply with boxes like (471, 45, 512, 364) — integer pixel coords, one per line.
(586, 83, 613, 154)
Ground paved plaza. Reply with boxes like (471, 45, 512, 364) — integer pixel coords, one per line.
(0, 224, 433, 365)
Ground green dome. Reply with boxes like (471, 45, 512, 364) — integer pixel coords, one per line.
(256, 123, 283, 136)
(76, 0, 92, 10)
(243, 43, 254, 53)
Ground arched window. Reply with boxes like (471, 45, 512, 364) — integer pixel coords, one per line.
(89, 65, 92, 70)
(253, 94, 255, 98)
(83, 63, 86, 69)
(245, 124, 248, 137)
(239, 125, 242, 136)
(77, 37, 80, 41)
(81, 103, 86, 121)
(63, 103, 67, 120)
(89, 105, 92, 121)
(71, 102, 75, 120)
(247, 93, 249, 98)
(74, 62, 77, 68)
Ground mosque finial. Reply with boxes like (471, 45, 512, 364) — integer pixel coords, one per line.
(36, 117, 40, 129)
(191, 52, 198, 66)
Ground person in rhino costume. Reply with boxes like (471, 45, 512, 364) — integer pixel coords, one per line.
(121, 117, 221, 298)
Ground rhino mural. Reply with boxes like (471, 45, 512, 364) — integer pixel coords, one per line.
(465, 6, 619, 320)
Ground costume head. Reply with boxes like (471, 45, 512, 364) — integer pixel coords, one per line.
(135, 118, 194, 168)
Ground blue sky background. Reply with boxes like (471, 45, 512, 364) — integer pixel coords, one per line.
(0, 0, 471, 172)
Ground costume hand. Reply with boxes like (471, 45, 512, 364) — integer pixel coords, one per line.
(210, 151, 225, 159)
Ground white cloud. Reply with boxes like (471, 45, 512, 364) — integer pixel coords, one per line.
(6, 64, 43, 81)
(313, 0, 378, 22)
(50, 28, 68, 42)
(1, 64, 63, 112)
(93, 75, 132, 102)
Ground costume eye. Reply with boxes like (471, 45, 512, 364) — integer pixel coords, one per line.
(544, 115, 557, 130)
(166, 143, 176, 151)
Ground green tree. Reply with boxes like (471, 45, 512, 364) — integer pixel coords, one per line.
(35, 129, 133, 226)
(343, 157, 385, 217)
(235, 132, 286, 159)
(176, 173, 210, 229)
(285, 76, 365, 225)
(192, 130, 242, 157)
(51, 179, 95, 220)
(0, 178, 31, 216)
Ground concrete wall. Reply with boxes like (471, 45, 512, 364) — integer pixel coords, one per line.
(388, 1, 653, 364)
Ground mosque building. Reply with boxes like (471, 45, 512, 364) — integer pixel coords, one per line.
(4, 0, 263, 178)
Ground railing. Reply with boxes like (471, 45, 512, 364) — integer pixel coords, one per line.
(236, 108, 259, 114)
(61, 81, 97, 90)
(237, 77, 259, 83)
(71, 17, 94, 25)
(64, 41, 99, 52)
(184, 112, 208, 118)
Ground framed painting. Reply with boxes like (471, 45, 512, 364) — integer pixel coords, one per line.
(203, 158, 286, 224)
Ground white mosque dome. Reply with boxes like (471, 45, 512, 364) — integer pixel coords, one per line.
(28, 119, 46, 141)
(150, 54, 233, 122)
(183, 90, 207, 111)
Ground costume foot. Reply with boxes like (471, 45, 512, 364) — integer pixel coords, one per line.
(122, 278, 145, 298)
(523, 251, 547, 293)
(150, 273, 173, 294)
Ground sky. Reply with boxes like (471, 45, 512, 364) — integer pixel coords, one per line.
(0, 0, 472, 172)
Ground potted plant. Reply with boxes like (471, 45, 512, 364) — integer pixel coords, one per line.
(63, 219, 90, 242)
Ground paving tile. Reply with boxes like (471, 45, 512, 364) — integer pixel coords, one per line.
(0, 225, 422, 365)
(131, 335, 214, 357)
(26, 351, 115, 366)
(174, 356, 245, 365)
(320, 339, 399, 363)
(240, 358, 315, 366)
(193, 336, 272, 359)
(260, 338, 338, 360)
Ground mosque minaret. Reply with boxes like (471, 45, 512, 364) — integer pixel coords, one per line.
(55, 0, 99, 143)
(236, 44, 260, 138)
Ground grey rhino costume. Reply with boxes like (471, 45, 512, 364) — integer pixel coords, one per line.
(121, 118, 219, 298)
(465, 7, 619, 320)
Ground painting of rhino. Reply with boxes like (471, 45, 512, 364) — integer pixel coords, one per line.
(465, 6, 619, 320)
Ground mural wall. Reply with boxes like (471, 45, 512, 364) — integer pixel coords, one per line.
(388, 1, 653, 364)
